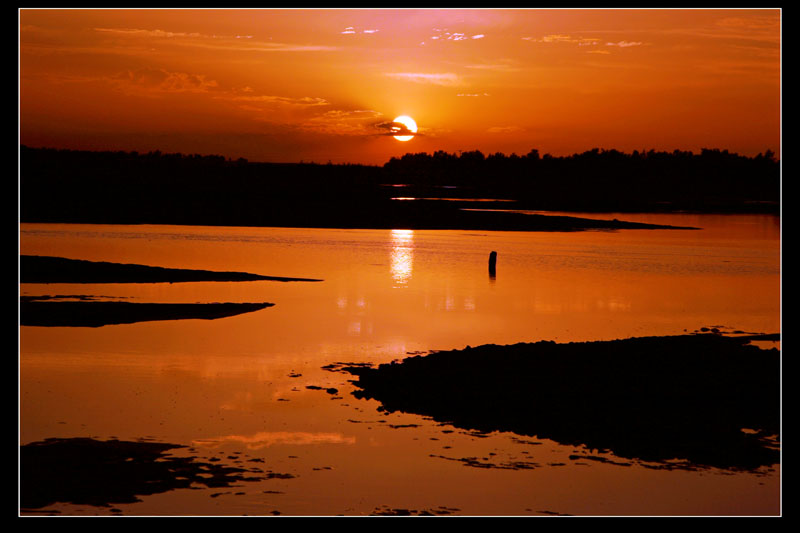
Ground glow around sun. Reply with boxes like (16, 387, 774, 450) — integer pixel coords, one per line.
(392, 115, 418, 141)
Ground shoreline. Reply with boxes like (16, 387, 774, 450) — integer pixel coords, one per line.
(19, 255, 323, 284)
(20, 299, 275, 327)
(19, 255, 308, 326)
(19, 209, 702, 233)
(342, 333, 780, 472)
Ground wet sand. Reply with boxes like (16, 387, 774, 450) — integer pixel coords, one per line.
(19, 438, 271, 510)
(20, 298, 274, 327)
(343, 333, 780, 472)
(19, 255, 319, 326)
(21, 255, 323, 283)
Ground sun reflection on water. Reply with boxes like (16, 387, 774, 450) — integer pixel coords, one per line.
(390, 229, 414, 287)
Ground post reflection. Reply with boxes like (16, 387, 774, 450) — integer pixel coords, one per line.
(390, 229, 414, 287)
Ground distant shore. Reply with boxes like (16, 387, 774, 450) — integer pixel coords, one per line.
(20, 146, 778, 230)
(19, 207, 702, 233)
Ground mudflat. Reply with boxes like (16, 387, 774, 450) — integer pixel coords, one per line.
(19, 438, 270, 510)
(343, 333, 780, 472)
(20, 255, 323, 283)
(20, 298, 275, 327)
(19, 255, 321, 326)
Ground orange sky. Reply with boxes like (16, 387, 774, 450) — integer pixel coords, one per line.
(19, 8, 781, 165)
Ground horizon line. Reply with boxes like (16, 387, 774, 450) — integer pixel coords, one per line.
(19, 144, 780, 167)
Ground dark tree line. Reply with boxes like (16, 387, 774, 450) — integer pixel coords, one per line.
(19, 145, 779, 229)
(20, 146, 387, 227)
(382, 147, 779, 212)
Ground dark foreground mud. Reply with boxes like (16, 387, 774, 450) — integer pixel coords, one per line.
(20, 255, 322, 283)
(19, 438, 265, 510)
(344, 333, 780, 472)
(20, 297, 274, 327)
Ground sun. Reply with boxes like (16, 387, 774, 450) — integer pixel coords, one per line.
(392, 115, 418, 142)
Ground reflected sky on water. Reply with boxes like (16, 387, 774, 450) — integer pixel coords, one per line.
(19, 214, 780, 516)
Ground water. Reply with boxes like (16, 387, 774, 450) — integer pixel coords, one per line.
(18, 213, 781, 516)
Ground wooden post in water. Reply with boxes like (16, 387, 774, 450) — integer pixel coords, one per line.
(488, 251, 497, 278)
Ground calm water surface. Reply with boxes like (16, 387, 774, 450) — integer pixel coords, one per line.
(19, 213, 781, 516)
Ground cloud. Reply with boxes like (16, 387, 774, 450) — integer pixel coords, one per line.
(93, 27, 337, 52)
(95, 27, 205, 38)
(319, 109, 379, 118)
(374, 120, 419, 137)
(426, 28, 485, 43)
(571, 15, 777, 46)
(587, 49, 611, 55)
(231, 94, 329, 107)
(301, 109, 386, 136)
(464, 60, 519, 72)
(487, 125, 524, 134)
(94, 27, 252, 42)
(606, 41, 643, 47)
(385, 72, 461, 86)
(224, 94, 333, 127)
(456, 92, 491, 97)
(715, 16, 779, 31)
(186, 41, 339, 53)
(523, 34, 645, 51)
(235, 106, 397, 138)
(523, 34, 599, 45)
(341, 26, 379, 34)
(110, 67, 219, 94)
(524, 34, 569, 43)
